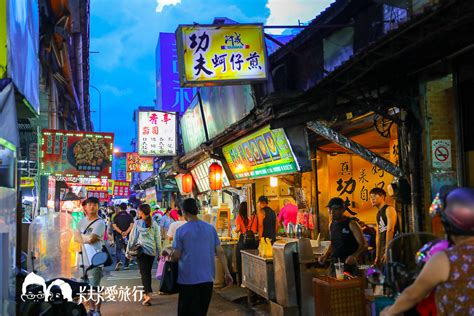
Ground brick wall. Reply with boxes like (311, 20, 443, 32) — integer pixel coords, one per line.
(421, 74, 459, 233)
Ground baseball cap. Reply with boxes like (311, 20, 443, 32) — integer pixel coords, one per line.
(326, 197, 355, 215)
(326, 197, 345, 209)
(258, 196, 269, 203)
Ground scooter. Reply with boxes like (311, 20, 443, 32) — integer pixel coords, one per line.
(366, 232, 444, 315)
(19, 251, 108, 316)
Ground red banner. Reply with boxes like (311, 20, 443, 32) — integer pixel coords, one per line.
(40, 129, 114, 178)
(113, 181, 130, 197)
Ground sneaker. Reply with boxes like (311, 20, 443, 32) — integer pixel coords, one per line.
(114, 262, 122, 271)
(123, 264, 129, 270)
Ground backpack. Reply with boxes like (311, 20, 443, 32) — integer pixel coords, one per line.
(242, 215, 258, 249)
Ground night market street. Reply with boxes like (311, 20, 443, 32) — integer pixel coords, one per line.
(3, 0, 474, 316)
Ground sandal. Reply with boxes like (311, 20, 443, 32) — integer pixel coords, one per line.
(142, 295, 151, 306)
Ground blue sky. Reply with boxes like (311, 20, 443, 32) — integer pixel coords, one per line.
(90, 0, 333, 152)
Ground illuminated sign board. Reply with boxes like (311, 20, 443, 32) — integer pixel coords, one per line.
(176, 24, 267, 86)
(40, 129, 114, 178)
(223, 125, 299, 179)
(138, 111, 177, 156)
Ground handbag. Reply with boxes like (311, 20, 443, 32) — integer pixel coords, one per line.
(156, 255, 167, 280)
(101, 245, 113, 267)
(159, 258, 179, 294)
(128, 243, 143, 257)
(242, 215, 258, 249)
(82, 218, 113, 267)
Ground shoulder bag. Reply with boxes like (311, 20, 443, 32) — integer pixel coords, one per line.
(82, 219, 113, 267)
(242, 214, 258, 249)
(159, 251, 179, 294)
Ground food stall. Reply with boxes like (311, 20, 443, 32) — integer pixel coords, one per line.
(177, 157, 242, 287)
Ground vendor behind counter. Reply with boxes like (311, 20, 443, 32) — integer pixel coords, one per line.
(319, 197, 368, 276)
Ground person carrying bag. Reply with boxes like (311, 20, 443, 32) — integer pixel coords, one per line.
(126, 204, 161, 306)
(235, 202, 258, 285)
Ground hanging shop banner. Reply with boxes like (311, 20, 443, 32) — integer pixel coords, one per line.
(40, 130, 114, 178)
(126, 153, 154, 172)
(113, 181, 130, 197)
(107, 180, 114, 195)
(138, 111, 177, 156)
(87, 190, 109, 202)
(223, 125, 299, 180)
(115, 154, 127, 180)
(55, 176, 108, 187)
(20, 177, 35, 188)
(190, 159, 230, 193)
(145, 187, 158, 208)
(176, 24, 267, 87)
(84, 185, 108, 192)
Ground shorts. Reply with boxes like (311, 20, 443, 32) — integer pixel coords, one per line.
(88, 267, 103, 287)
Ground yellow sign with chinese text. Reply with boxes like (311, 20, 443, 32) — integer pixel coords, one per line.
(176, 24, 267, 87)
(0, 0, 7, 78)
(20, 177, 35, 188)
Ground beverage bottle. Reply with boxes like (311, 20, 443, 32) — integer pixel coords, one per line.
(296, 224, 302, 239)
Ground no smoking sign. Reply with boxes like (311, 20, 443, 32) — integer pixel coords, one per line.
(432, 139, 452, 169)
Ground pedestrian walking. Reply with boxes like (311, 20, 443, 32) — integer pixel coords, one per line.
(126, 204, 161, 306)
(112, 203, 134, 270)
(74, 197, 106, 316)
(171, 198, 233, 316)
(167, 208, 186, 242)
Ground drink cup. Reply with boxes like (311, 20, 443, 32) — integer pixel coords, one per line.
(334, 263, 344, 280)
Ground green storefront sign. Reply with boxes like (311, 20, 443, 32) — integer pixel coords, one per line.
(223, 125, 298, 180)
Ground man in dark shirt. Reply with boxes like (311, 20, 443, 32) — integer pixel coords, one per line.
(319, 197, 367, 275)
(112, 202, 134, 270)
(257, 196, 277, 243)
(370, 188, 400, 267)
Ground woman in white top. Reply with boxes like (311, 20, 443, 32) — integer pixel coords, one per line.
(167, 209, 187, 241)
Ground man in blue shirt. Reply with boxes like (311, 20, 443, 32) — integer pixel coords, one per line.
(172, 198, 233, 316)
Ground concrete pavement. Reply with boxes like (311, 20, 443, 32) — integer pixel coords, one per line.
(97, 264, 263, 316)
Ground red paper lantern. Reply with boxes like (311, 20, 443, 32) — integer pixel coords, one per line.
(209, 162, 223, 191)
(182, 174, 193, 193)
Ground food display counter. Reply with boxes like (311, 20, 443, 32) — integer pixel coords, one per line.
(241, 249, 275, 300)
(240, 238, 331, 316)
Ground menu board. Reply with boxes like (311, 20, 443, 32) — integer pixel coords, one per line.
(126, 153, 154, 172)
(222, 125, 299, 179)
(113, 181, 130, 197)
(138, 111, 177, 156)
(190, 159, 230, 193)
(40, 129, 114, 178)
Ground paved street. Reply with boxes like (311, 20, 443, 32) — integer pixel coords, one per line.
(99, 265, 259, 316)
